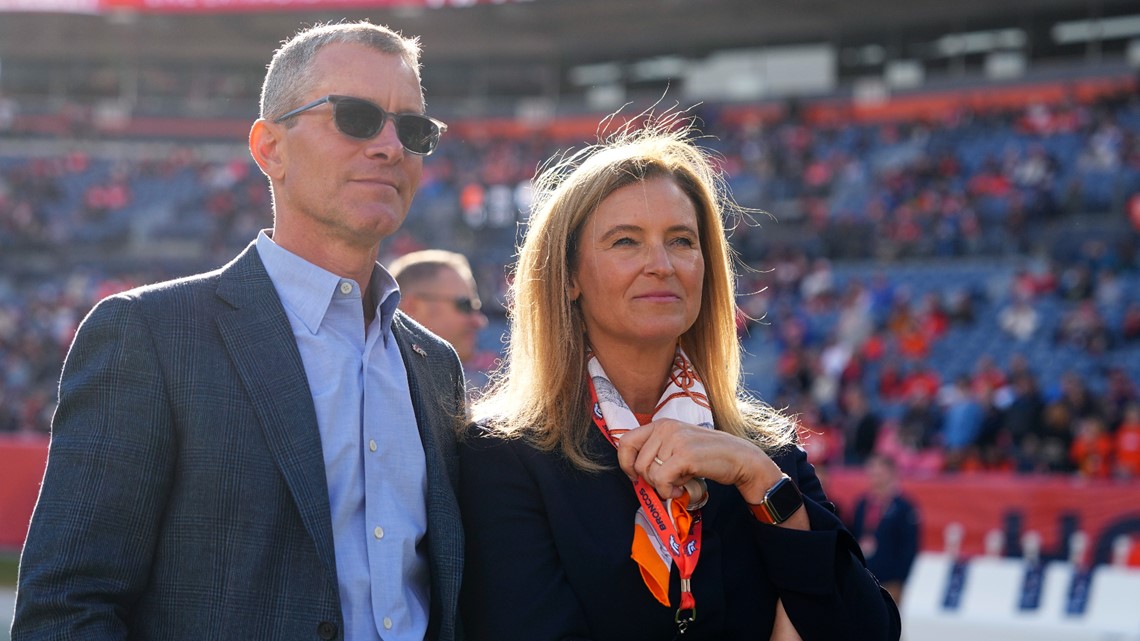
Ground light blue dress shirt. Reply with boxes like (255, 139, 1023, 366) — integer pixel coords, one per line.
(257, 231, 429, 641)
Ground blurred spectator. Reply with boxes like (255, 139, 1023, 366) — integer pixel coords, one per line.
(815, 332, 852, 410)
(972, 381, 1013, 471)
(1122, 302, 1140, 342)
(800, 257, 835, 303)
(938, 375, 985, 470)
(388, 249, 492, 392)
(866, 272, 896, 326)
(1035, 401, 1078, 473)
(775, 345, 815, 405)
(835, 280, 874, 350)
(850, 454, 920, 607)
(914, 292, 950, 340)
(1056, 371, 1103, 423)
(1055, 301, 1091, 349)
(876, 357, 907, 403)
(1114, 403, 1140, 479)
(897, 365, 942, 451)
(1070, 415, 1114, 478)
(998, 292, 1040, 341)
(970, 355, 1008, 398)
(1104, 367, 1139, 426)
(796, 402, 841, 468)
(839, 385, 882, 466)
(901, 362, 941, 402)
(1094, 268, 1123, 309)
(1005, 372, 1046, 470)
(1055, 299, 1112, 353)
(895, 318, 930, 361)
(944, 287, 977, 326)
(1058, 262, 1095, 302)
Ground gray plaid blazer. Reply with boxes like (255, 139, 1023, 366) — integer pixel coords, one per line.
(13, 242, 465, 641)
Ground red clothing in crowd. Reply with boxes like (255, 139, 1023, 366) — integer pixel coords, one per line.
(1115, 419, 1140, 478)
(1071, 427, 1114, 479)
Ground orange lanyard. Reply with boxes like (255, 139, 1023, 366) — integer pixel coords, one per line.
(586, 377, 702, 633)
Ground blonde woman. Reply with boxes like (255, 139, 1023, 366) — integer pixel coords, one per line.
(459, 118, 900, 641)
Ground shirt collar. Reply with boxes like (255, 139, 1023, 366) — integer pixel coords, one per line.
(255, 230, 402, 338)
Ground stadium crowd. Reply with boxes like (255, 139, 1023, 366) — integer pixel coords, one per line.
(2, 82, 1140, 479)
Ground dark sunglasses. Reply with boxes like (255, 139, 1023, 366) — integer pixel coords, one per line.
(413, 293, 482, 314)
(274, 94, 447, 156)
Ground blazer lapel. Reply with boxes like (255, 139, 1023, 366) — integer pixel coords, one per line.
(392, 314, 462, 499)
(392, 315, 464, 641)
(214, 245, 337, 580)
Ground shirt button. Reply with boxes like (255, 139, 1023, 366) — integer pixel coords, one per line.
(339, 282, 352, 295)
(383, 617, 393, 630)
(374, 526, 384, 539)
(369, 439, 377, 452)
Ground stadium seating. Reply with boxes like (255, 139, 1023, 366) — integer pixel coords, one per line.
(2, 75, 1139, 483)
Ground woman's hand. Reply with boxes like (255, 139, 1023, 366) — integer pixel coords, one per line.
(619, 419, 809, 638)
(615, 419, 774, 501)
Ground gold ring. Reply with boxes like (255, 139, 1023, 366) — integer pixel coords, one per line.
(653, 456, 665, 466)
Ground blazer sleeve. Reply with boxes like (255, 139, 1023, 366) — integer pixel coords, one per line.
(750, 446, 902, 641)
(458, 433, 594, 641)
(14, 295, 174, 641)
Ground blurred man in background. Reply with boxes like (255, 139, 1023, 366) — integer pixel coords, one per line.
(390, 249, 489, 371)
(851, 454, 921, 607)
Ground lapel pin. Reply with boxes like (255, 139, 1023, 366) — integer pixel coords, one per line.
(412, 344, 428, 358)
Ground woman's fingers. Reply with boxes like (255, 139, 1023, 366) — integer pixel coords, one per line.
(617, 419, 785, 501)
(645, 455, 686, 499)
(635, 419, 784, 496)
(617, 420, 712, 498)
(617, 422, 685, 497)
(615, 423, 652, 481)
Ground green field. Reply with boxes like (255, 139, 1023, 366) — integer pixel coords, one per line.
(0, 552, 18, 586)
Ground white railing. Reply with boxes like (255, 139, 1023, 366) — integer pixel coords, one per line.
(901, 525, 1140, 641)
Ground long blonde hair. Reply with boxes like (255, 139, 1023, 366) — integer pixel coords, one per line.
(473, 115, 795, 470)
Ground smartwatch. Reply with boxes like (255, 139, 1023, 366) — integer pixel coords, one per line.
(749, 474, 803, 525)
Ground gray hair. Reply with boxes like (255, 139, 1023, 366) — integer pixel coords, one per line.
(389, 249, 477, 291)
(260, 20, 423, 120)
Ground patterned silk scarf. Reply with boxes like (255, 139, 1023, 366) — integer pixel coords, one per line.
(585, 346, 713, 613)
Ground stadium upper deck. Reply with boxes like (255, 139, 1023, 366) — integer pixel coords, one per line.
(0, 0, 1138, 117)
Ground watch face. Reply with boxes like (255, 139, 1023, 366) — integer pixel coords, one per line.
(766, 477, 804, 522)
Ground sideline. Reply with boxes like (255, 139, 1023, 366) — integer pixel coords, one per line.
(1, 586, 13, 641)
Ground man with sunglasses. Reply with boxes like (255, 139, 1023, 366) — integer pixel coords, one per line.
(389, 250, 490, 371)
(14, 21, 464, 641)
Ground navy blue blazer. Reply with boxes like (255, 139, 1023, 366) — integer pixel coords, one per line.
(14, 242, 466, 641)
(851, 494, 920, 585)
(459, 425, 900, 641)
